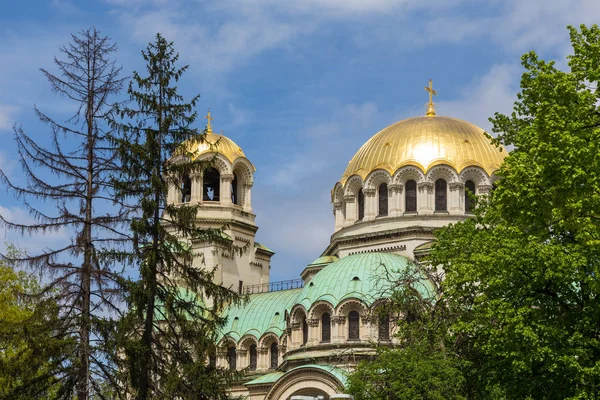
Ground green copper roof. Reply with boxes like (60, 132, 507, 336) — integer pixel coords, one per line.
(245, 371, 285, 386)
(254, 242, 274, 253)
(308, 255, 339, 266)
(218, 288, 301, 342)
(296, 253, 434, 309)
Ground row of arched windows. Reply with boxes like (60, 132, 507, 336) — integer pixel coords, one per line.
(179, 168, 241, 205)
(299, 311, 390, 344)
(354, 179, 477, 218)
(226, 341, 279, 371)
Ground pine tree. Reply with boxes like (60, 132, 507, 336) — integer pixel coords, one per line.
(0, 28, 127, 399)
(110, 33, 242, 399)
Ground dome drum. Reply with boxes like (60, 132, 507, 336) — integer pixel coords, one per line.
(331, 115, 506, 234)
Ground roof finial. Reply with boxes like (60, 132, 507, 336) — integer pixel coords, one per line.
(205, 109, 213, 133)
(424, 79, 437, 116)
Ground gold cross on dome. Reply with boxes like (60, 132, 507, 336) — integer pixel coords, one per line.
(424, 79, 437, 116)
(205, 109, 213, 133)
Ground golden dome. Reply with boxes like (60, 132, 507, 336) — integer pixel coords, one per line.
(340, 115, 507, 185)
(188, 133, 250, 166)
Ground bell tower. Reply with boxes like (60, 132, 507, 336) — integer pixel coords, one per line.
(167, 111, 273, 293)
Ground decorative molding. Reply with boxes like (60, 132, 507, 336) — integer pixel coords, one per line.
(333, 201, 343, 210)
(221, 173, 234, 182)
(478, 184, 493, 194)
(331, 316, 346, 325)
(449, 182, 465, 191)
(388, 183, 403, 193)
(348, 244, 407, 255)
(306, 318, 320, 327)
(426, 165, 458, 183)
(417, 182, 434, 193)
(343, 194, 355, 203)
(394, 166, 424, 184)
(363, 188, 376, 197)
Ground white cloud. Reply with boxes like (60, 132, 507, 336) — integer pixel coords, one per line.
(437, 64, 520, 133)
(0, 104, 18, 132)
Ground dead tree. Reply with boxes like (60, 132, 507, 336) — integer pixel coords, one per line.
(0, 27, 128, 400)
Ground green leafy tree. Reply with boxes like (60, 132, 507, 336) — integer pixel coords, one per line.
(110, 33, 242, 399)
(0, 28, 126, 399)
(348, 261, 467, 400)
(431, 24, 600, 399)
(0, 245, 74, 399)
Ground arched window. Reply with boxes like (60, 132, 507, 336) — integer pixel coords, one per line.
(321, 313, 331, 343)
(465, 180, 476, 213)
(405, 180, 417, 212)
(231, 173, 239, 205)
(227, 346, 236, 370)
(249, 344, 257, 371)
(378, 183, 388, 216)
(378, 314, 390, 340)
(270, 342, 278, 369)
(435, 178, 447, 211)
(203, 168, 220, 201)
(357, 189, 365, 220)
(348, 311, 360, 340)
(181, 173, 191, 203)
(302, 317, 308, 345)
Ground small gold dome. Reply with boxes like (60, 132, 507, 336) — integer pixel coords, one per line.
(340, 115, 507, 184)
(188, 133, 251, 166)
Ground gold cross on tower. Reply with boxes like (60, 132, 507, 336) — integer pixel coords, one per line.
(424, 79, 437, 116)
(205, 109, 214, 133)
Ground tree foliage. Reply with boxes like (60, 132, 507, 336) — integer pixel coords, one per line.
(431, 24, 600, 399)
(0, 28, 126, 399)
(109, 33, 242, 399)
(0, 246, 74, 399)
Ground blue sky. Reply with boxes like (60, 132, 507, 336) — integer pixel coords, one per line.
(0, 0, 598, 281)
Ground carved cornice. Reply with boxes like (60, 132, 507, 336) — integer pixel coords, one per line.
(449, 182, 465, 191)
(289, 322, 300, 330)
(331, 316, 346, 325)
(307, 318, 320, 327)
(221, 173, 234, 182)
(388, 183, 403, 193)
(343, 194, 355, 203)
(333, 201, 343, 210)
(417, 182, 434, 193)
(363, 188, 376, 197)
(478, 184, 493, 194)
(257, 347, 269, 355)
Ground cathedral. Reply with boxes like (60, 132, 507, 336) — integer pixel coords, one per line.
(169, 82, 507, 399)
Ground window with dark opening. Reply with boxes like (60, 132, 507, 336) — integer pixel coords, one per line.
(378, 183, 388, 216)
(357, 189, 365, 220)
(238, 280, 243, 294)
(405, 180, 417, 212)
(348, 311, 360, 340)
(435, 178, 447, 211)
(231, 173, 238, 204)
(465, 180, 476, 213)
(209, 352, 217, 369)
(270, 342, 278, 369)
(302, 318, 308, 345)
(181, 173, 191, 203)
(249, 344, 257, 371)
(203, 168, 220, 201)
(322, 313, 331, 343)
(378, 314, 390, 340)
(227, 346, 236, 370)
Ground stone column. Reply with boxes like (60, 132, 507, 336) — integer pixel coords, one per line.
(221, 173, 234, 206)
(448, 182, 464, 215)
(389, 184, 403, 216)
(344, 195, 356, 225)
(216, 350, 227, 369)
(237, 349, 247, 370)
(190, 171, 203, 204)
(334, 201, 344, 231)
(243, 183, 253, 212)
(363, 188, 377, 221)
(332, 315, 346, 343)
(306, 318, 320, 346)
(257, 347, 269, 371)
(289, 322, 301, 350)
(417, 182, 434, 215)
(362, 315, 376, 341)
(167, 179, 178, 205)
